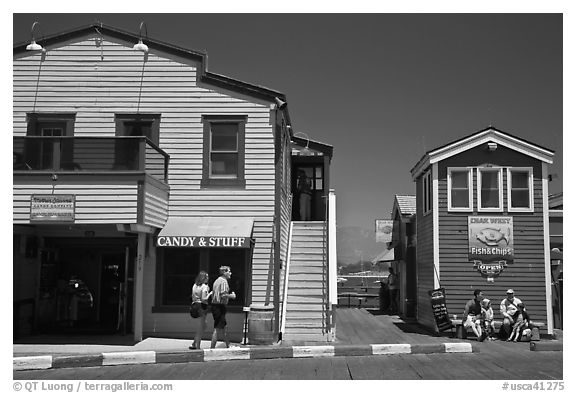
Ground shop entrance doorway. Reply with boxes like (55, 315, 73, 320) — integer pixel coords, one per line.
(36, 239, 135, 334)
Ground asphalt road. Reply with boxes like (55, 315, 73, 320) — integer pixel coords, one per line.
(14, 351, 563, 380)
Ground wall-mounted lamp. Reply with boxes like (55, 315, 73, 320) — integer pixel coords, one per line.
(133, 22, 149, 53)
(26, 21, 44, 51)
(487, 142, 498, 152)
(275, 97, 287, 109)
(293, 131, 312, 156)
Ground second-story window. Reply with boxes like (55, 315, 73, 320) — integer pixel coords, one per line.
(423, 170, 433, 215)
(478, 167, 503, 212)
(25, 113, 75, 170)
(202, 115, 246, 188)
(448, 168, 473, 211)
(508, 168, 533, 212)
(114, 114, 161, 170)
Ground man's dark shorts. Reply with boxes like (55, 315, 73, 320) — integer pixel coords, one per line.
(211, 303, 227, 329)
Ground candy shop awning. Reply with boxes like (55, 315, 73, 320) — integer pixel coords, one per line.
(156, 217, 254, 248)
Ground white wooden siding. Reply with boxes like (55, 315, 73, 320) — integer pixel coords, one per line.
(13, 184, 139, 224)
(14, 35, 280, 336)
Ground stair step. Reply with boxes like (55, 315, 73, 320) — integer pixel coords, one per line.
(281, 333, 329, 343)
(287, 288, 324, 296)
(286, 304, 325, 311)
(288, 282, 324, 288)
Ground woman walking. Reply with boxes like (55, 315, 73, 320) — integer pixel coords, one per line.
(190, 271, 212, 350)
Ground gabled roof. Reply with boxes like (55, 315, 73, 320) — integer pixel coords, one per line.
(393, 195, 416, 216)
(410, 126, 554, 180)
(13, 23, 288, 106)
(292, 135, 334, 159)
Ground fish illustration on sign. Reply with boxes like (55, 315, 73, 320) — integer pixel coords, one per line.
(476, 227, 511, 247)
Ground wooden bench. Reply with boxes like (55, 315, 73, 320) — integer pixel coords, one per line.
(450, 318, 544, 341)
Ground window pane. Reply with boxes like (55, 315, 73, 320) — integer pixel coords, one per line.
(211, 153, 238, 176)
(451, 190, 469, 208)
(481, 190, 500, 208)
(211, 124, 238, 151)
(163, 249, 200, 305)
(511, 172, 529, 189)
(451, 171, 468, 188)
(208, 249, 247, 306)
(480, 171, 500, 208)
(482, 171, 499, 189)
(511, 190, 530, 208)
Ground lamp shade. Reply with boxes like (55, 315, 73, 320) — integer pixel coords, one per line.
(26, 40, 43, 51)
(133, 39, 149, 53)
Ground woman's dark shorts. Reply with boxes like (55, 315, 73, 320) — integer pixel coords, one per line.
(211, 303, 227, 329)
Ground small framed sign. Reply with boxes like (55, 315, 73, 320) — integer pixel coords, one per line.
(30, 194, 76, 222)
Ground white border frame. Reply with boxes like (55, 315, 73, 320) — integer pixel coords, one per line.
(423, 170, 432, 216)
(477, 167, 504, 212)
(447, 167, 473, 212)
(507, 167, 534, 212)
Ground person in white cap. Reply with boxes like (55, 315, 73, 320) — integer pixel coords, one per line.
(500, 288, 523, 338)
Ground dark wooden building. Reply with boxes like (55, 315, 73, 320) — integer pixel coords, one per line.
(410, 127, 555, 335)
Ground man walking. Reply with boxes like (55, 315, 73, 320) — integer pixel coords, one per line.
(210, 266, 236, 349)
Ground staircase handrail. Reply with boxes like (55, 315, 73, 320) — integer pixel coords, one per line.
(280, 221, 294, 337)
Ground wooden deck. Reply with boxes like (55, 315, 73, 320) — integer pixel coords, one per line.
(334, 308, 462, 345)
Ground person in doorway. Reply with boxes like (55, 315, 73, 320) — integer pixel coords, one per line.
(297, 170, 312, 221)
(462, 289, 485, 341)
(386, 267, 399, 314)
(190, 271, 212, 350)
(210, 266, 236, 349)
(500, 288, 524, 339)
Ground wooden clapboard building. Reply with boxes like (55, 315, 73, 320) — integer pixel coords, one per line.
(410, 127, 555, 335)
(13, 23, 336, 343)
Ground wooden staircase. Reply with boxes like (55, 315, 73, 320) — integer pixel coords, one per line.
(282, 221, 332, 343)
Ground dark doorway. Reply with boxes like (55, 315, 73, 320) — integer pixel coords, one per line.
(292, 164, 325, 221)
(35, 240, 134, 334)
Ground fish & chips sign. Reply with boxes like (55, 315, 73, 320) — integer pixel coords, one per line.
(468, 216, 514, 279)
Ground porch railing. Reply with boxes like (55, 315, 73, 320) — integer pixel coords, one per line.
(13, 136, 170, 183)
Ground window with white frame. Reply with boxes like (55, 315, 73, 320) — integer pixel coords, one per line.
(477, 167, 503, 211)
(508, 168, 533, 212)
(448, 168, 473, 211)
(423, 170, 432, 214)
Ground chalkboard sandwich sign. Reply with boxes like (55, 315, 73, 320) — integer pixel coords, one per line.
(428, 288, 453, 332)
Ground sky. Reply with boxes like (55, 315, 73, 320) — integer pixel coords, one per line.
(10, 11, 565, 232)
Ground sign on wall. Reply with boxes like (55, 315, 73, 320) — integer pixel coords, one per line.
(156, 236, 251, 248)
(375, 219, 394, 243)
(468, 216, 514, 279)
(30, 195, 75, 222)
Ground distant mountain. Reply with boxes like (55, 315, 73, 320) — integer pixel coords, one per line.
(336, 226, 390, 266)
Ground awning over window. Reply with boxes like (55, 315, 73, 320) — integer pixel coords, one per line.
(156, 217, 254, 248)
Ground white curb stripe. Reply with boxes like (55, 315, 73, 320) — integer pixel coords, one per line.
(444, 343, 472, 353)
(292, 345, 335, 358)
(371, 344, 412, 355)
(13, 356, 52, 371)
(102, 351, 156, 366)
(203, 348, 251, 362)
